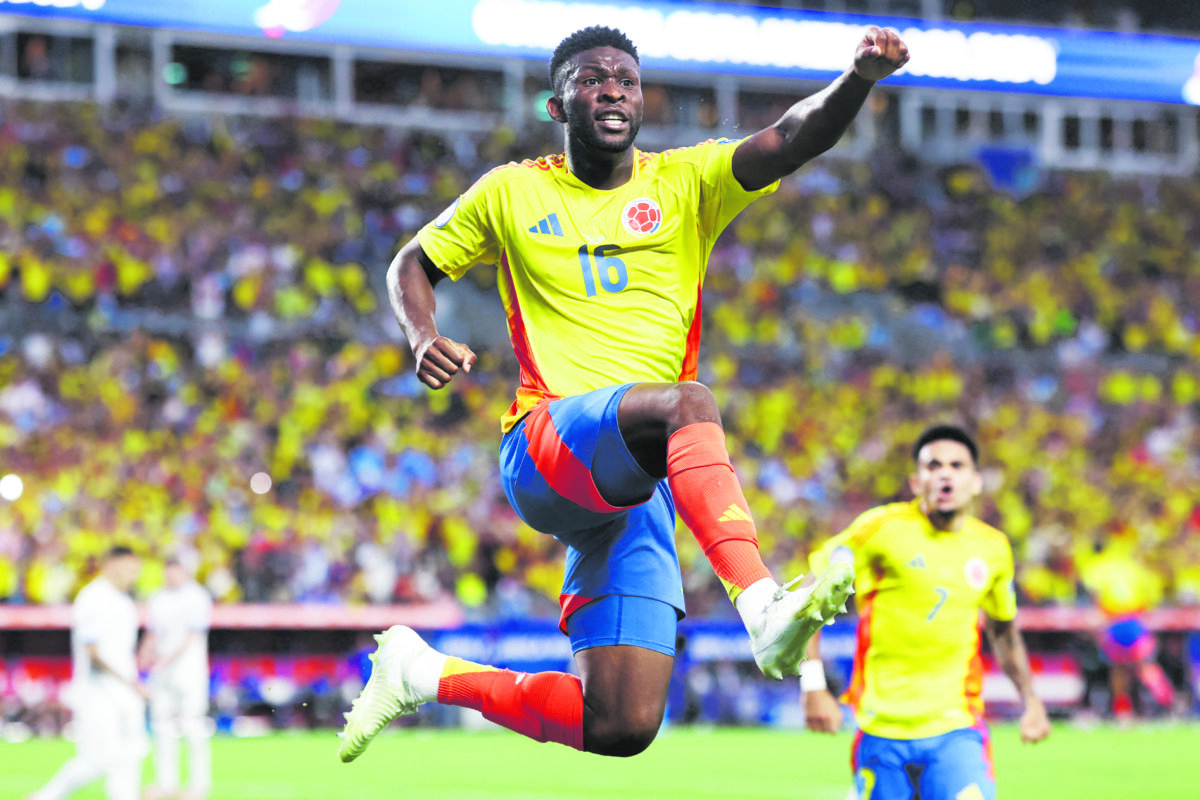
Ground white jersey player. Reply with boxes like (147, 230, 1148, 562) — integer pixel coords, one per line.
(141, 558, 214, 800)
(27, 546, 147, 800)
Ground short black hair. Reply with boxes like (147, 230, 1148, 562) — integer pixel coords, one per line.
(549, 25, 639, 96)
(107, 544, 136, 559)
(912, 424, 979, 465)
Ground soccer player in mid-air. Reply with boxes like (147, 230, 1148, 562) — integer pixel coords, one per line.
(802, 425, 1051, 800)
(339, 23, 909, 761)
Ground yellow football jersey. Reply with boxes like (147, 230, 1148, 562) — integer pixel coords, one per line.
(809, 500, 1018, 739)
(418, 140, 776, 431)
(1079, 546, 1164, 617)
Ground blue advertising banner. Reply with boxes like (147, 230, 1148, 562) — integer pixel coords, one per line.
(4, 1, 1199, 103)
(420, 616, 856, 679)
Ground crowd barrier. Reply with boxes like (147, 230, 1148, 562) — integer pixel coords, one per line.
(2, 603, 1197, 631)
(4, 607, 1198, 730)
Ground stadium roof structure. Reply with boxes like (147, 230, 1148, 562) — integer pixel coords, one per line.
(4, 0, 1200, 105)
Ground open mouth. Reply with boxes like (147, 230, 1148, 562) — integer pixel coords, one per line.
(596, 110, 628, 131)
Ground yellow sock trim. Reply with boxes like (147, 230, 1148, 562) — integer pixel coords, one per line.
(721, 576, 742, 605)
(440, 656, 499, 679)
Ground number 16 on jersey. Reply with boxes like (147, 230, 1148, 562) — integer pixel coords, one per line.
(578, 244, 628, 296)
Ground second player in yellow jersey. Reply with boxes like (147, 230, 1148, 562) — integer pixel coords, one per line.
(809, 498, 1017, 739)
(804, 425, 1050, 800)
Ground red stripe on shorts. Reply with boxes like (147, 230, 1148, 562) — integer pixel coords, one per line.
(557, 593, 596, 634)
(522, 402, 626, 514)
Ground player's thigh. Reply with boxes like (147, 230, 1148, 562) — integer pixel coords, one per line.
(505, 389, 686, 626)
(500, 385, 659, 534)
(178, 677, 211, 719)
(570, 595, 677, 722)
(918, 728, 995, 800)
(854, 733, 917, 800)
(150, 683, 180, 723)
(76, 687, 144, 762)
(114, 688, 149, 758)
(72, 690, 116, 757)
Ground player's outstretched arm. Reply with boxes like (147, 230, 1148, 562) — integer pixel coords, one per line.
(985, 616, 1051, 744)
(386, 237, 477, 390)
(731, 26, 909, 191)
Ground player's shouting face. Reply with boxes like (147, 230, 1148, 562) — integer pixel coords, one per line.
(910, 439, 983, 529)
(553, 46, 643, 154)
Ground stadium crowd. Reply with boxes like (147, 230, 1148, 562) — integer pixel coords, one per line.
(0, 96, 1198, 628)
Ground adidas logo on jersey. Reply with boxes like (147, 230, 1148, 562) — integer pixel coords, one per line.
(909, 555, 926, 569)
(528, 213, 563, 236)
(717, 504, 752, 523)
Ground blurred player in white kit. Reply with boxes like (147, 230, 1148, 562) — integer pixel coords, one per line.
(140, 556, 214, 800)
(27, 546, 148, 800)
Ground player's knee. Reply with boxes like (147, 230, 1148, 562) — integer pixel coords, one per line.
(586, 724, 658, 757)
(152, 717, 181, 739)
(586, 708, 662, 757)
(666, 381, 718, 428)
(180, 716, 211, 741)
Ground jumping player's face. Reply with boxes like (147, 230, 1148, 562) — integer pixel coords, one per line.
(556, 46, 643, 153)
(909, 439, 982, 520)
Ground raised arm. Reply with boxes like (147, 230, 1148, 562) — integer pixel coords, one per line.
(984, 616, 1051, 743)
(732, 26, 909, 191)
(386, 237, 476, 390)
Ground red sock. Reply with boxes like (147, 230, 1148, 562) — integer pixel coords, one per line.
(1138, 662, 1176, 708)
(439, 663, 583, 751)
(667, 422, 772, 592)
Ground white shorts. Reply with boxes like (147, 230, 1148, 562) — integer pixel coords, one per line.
(72, 680, 148, 763)
(150, 671, 209, 722)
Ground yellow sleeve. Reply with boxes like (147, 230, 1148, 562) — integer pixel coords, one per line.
(809, 505, 888, 575)
(693, 139, 778, 242)
(981, 536, 1018, 622)
(417, 168, 504, 280)
(809, 527, 855, 575)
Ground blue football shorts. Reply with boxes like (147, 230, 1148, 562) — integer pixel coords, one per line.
(566, 594, 679, 657)
(499, 383, 685, 652)
(852, 724, 996, 800)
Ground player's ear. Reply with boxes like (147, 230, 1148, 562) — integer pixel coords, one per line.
(908, 471, 920, 496)
(968, 467, 983, 498)
(546, 94, 567, 123)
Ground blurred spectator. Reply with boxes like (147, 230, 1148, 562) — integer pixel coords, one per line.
(19, 35, 55, 82)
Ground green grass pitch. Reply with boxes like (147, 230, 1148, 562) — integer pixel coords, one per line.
(3, 722, 1196, 799)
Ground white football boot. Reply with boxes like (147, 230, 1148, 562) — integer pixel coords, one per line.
(750, 562, 856, 680)
(338, 625, 436, 762)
